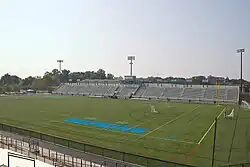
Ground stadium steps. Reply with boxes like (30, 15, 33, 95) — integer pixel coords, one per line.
(104, 86, 113, 96)
(115, 86, 123, 96)
(180, 87, 186, 98)
(53, 83, 63, 93)
(133, 85, 141, 96)
(133, 86, 146, 98)
(118, 86, 139, 98)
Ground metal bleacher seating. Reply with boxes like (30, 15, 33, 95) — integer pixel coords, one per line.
(181, 87, 205, 99)
(133, 85, 147, 98)
(117, 84, 139, 98)
(53, 82, 239, 104)
(162, 87, 183, 99)
(226, 88, 239, 102)
(133, 84, 239, 103)
(142, 86, 165, 98)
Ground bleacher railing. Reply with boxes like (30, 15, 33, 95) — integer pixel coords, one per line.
(0, 122, 196, 167)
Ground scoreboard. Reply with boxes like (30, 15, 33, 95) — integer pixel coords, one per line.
(124, 76, 137, 84)
(124, 76, 136, 80)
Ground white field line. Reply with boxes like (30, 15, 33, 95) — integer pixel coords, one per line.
(197, 106, 227, 145)
(128, 105, 178, 129)
(133, 105, 200, 141)
(149, 136, 196, 145)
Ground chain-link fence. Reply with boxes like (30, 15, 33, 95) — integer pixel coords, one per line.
(0, 123, 195, 167)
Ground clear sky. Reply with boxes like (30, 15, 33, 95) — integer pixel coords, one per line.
(0, 0, 249, 80)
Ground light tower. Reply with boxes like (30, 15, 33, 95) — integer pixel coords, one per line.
(127, 55, 135, 76)
(57, 60, 63, 72)
(237, 48, 245, 105)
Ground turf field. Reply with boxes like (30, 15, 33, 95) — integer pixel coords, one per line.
(0, 95, 249, 167)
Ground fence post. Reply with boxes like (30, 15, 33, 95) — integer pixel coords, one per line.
(212, 117, 217, 167)
(64, 154, 65, 164)
(49, 149, 51, 160)
(15, 140, 17, 152)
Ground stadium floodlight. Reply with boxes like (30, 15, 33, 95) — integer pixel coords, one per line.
(127, 55, 136, 76)
(236, 49, 245, 97)
(57, 60, 64, 72)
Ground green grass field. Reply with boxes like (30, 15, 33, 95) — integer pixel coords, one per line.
(0, 95, 249, 167)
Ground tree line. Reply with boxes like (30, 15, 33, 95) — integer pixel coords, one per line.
(0, 69, 249, 93)
(0, 69, 115, 92)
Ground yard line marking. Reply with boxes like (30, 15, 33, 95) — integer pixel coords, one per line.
(129, 104, 179, 129)
(216, 106, 227, 119)
(149, 136, 196, 145)
(133, 105, 200, 142)
(197, 106, 227, 145)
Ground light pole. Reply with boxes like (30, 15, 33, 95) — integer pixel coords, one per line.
(57, 60, 64, 72)
(237, 49, 244, 104)
(237, 49, 245, 92)
(127, 55, 135, 76)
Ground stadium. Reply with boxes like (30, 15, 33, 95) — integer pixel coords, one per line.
(1, 1, 250, 167)
(0, 55, 250, 167)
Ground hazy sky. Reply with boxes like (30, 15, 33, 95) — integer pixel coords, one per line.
(0, 0, 249, 80)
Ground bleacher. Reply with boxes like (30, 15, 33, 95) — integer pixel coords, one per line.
(142, 86, 164, 98)
(117, 84, 139, 98)
(182, 87, 204, 99)
(163, 87, 183, 99)
(53, 81, 239, 104)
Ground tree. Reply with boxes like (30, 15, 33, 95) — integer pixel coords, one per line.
(0, 74, 11, 85)
(60, 69, 70, 83)
(0, 74, 21, 85)
(0, 68, 117, 91)
(96, 69, 106, 79)
(43, 75, 53, 87)
(107, 73, 114, 80)
(192, 76, 206, 85)
(52, 69, 60, 76)
(118, 76, 123, 80)
(22, 76, 36, 87)
(31, 79, 47, 90)
(11, 84, 20, 92)
(3, 85, 12, 92)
